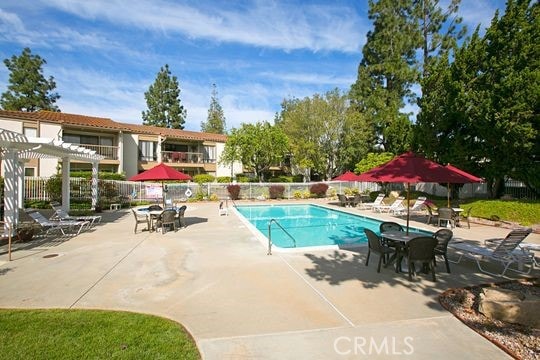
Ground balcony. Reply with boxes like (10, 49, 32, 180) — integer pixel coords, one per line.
(78, 144, 119, 160)
(161, 151, 214, 164)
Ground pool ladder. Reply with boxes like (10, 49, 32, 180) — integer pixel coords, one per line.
(267, 219, 297, 255)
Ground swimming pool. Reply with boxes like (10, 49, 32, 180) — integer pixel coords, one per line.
(235, 204, 432, 250)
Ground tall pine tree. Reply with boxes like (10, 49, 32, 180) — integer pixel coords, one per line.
(142, 64, 186, 129)
(1, 47, 60, 112)
(201, 83, 226, 134)
(349, 0, 419, 154)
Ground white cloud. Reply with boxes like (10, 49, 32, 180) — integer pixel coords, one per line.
(43, 0, 367, 53)
(459, 0, 500, 32)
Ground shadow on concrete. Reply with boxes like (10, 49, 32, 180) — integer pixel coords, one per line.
(185, 217, 209, 226)
(301, 246, 530, 312)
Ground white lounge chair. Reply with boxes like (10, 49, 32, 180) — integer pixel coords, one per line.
(360, 193, 385, 210)
(25, 209, 89, 236)
(50, 202, 101, 227)
(448, 228, 534, 277)
(409, 196, 427, 214)
(374, 196, 406, 215)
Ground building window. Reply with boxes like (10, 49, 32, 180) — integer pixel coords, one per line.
(23, 127, 37, 138)
(24, 168, 35, 177)
(203, 146, 216, 163)
(139, 141, 157, 161)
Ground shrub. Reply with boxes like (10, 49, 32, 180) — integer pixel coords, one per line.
(227, 184, 241, 200)
(269, 185, 285, 199)
(268, 176, 293, 183)
(193, 174, 215, 184)
(292, 174, 304, 182)
(209, 193, 219, 201)
(70, 171, 126, 180)
(216, 176, 231, 183)
(293, 190, 303, 199)
(45, 174, 62, 202)
(309, 183, 329, 198)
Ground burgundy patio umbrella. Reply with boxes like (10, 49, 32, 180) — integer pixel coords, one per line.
(333, 170, 361, 181)
(357, 152, 479, 233)
(444, 163, 483, 207)
(129, 163, 192, 206)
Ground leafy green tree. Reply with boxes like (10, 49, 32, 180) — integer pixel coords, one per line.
(1, 47, 60, 112)
(415, 0, 539, 197)
(279, 89, 351, 180)
(201, 84, 226, 134)
(220, 122, 289, 181)
(349, 0, 418, 153)
(142, 64, 186, 129)
(354, 152, 394, 174)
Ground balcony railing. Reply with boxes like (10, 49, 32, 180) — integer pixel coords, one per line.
(161, 151, 209, 164)
(78, 144, 118, 160)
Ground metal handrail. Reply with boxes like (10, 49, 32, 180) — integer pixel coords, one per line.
(267, 219, 296, 255)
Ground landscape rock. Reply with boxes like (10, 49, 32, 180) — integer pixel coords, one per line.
(479, 288, 540, 328)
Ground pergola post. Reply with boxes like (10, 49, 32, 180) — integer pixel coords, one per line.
(91, 161, 99, 210)
(61, 157, 70, 212)
(3, 149, 18, 232)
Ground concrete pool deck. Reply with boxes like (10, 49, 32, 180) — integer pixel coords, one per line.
(1, 200, 538, 359)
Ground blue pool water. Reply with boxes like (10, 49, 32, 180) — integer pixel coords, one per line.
(235, 204, 432, 249)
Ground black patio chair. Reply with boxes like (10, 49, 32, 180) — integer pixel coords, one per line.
(156, 209, 177, 234)
(432, 229, 453, 273)
(437, 207, 455, 228)
(406, 237, 438, 281)
(364, 228, 396, 273)
(131, 209, 149, 234)
(337, 194, 349, 207)
(177, 205, 187, 228)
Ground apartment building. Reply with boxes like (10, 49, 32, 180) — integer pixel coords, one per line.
(0, 110, 241, 178)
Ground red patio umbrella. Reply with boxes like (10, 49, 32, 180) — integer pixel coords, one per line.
(357, 152, 480, 233)
(333, 170, 361, 181)
(129, 163, 192, 206)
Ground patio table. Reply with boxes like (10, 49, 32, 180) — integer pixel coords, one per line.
(381, 230, 426, 272)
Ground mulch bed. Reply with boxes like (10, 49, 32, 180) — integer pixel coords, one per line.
(439, 279, 540, 360)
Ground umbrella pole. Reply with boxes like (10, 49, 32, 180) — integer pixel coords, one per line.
(447, 183, 450, 207)
(406, 183, 410, 235)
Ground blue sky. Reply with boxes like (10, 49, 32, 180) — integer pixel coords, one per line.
(0, 0, 506, 131)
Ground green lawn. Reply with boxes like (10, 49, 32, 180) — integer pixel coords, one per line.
(431, 199, 540, 226)
(0, 309, 200, 359)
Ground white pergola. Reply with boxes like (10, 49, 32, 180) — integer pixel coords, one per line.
(0, 128, 105, 233)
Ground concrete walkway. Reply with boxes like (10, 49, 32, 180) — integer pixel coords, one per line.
(1, 201, 538, 359)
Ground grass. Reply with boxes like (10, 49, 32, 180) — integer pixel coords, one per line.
(431, 199, 540, 226)
(0, 309, 200, 359)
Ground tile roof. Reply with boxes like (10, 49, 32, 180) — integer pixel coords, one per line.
(0, 110, 228, 142)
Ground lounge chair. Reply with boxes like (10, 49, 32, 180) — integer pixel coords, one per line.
(364, 229, 396, 273)
(432, 229, 453, 273)
(374, 196, 405, 214)
(25, 209, 89, 236)
(448, 228, 534, 277)
(409, 196, 427, 214)
(405, 237, 438, 281)
(360, 193, 385, 210)
(50, 202, 101, 227)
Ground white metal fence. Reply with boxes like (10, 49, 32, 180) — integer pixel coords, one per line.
(21, 177, 537, 206)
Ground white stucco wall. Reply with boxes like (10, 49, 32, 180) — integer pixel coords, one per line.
(123, 133, 139, 178)
(38, 122, 62, 176)
(215, 142, 242, 178)
(0, 118, 23, 133)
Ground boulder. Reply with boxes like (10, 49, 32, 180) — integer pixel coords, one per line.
(479, 288, 540, 328)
